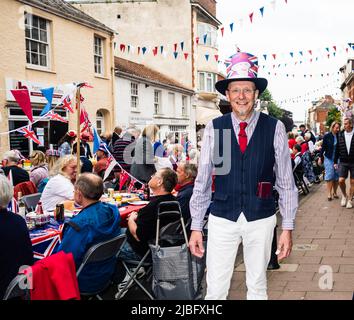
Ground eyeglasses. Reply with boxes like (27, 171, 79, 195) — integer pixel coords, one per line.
(228, 88, 256, 96)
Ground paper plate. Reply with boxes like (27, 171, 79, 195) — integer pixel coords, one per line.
(127, 200, 149, 206)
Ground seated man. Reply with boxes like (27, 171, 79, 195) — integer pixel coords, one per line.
(93, 144, 113, 179)
(175, 161, 197, 222)
(0, 175, 33, 299)
(1, 150, 29, 187)
(57, 173, 121, 293)
(119, 168, 178, 261)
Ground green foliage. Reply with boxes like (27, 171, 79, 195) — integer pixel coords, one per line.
(260, 89, 283, 120)
(325, 106, 341, 128)
(259, 89, 273, 102)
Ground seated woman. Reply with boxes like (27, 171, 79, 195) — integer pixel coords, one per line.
(29, 150, 49, 189)
(40, 155, 77, 212)
(0, 175, 33, 299)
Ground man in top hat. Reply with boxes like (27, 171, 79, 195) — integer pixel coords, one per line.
(189, 52, 298, 300)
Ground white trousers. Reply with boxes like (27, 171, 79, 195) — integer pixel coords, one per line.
(205, 213, 276, 300)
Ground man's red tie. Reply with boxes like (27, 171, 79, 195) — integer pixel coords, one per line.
(238, 122, 248, 154)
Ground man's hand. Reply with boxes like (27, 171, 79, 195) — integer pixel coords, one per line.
(276, 230, 293, 261)
(128, 211, 138, 221)
(189, 231, 205, 258)
(334, 164, 338, 170)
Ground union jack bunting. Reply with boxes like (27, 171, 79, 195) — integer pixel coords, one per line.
(60, 96, 74, 113)
(18, 126, 42, 145)
(103, 153, 118, 182)
(45, 111, 68, 123)
(119, 170, 130, 191)
(127, 178, 145, 193)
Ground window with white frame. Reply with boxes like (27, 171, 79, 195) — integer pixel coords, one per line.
(182, 96, 188, 116)
(168, 93, 175, 116)
(197, 22, 217, 48)
(94, 36, 104, 75)
(25, 14, 50, 67)
(96, 110, 105, 136)
(198, 72, 217, 92)
(131, 82, 139, 110)
(154, 90, 161, 115)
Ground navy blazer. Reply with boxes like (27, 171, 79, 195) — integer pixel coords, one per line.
(321, 132, 337, 160)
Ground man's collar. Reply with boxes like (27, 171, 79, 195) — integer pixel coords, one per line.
(231, 110, 257, 125)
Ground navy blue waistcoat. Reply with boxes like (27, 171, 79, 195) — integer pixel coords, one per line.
(211, 112, 277, 222)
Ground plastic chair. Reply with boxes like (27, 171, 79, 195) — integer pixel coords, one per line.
(76, 234, 126, 299)
(2, 274, 30, 300)
(13, 181, 37, 200)
(21, 193, 41, 212)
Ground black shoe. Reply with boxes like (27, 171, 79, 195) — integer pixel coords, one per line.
(267, 262, 280, 270)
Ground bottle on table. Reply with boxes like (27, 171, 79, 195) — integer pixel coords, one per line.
(144, 185, 150, 201)
(17, 192, 26, 219)
(35, 201, 44, 215)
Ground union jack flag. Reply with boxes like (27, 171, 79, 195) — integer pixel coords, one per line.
(60, 96, 74, 113)
(119, 170, 130, 191)
(18, 126, 42, 145)
(77, 82, 94, 89)
(6, 170, 18, 214)
(45, 111, 68, 123)
(103, 152, 118, 182)
(127, 178, 145, 193)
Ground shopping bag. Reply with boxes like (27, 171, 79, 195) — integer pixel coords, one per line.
(149, 203, 206, 300)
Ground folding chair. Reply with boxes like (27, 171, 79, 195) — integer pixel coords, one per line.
(21, 193, 41, 212)
(115, 238, 154, 300)
(76, 234, 126, 299)
(2, 274, 30, 300)
(115, 201, 182, 300)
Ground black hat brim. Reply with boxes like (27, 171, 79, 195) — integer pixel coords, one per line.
(215, 78, 268, 96)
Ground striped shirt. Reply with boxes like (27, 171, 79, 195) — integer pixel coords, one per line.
(190, 110, 298, 231)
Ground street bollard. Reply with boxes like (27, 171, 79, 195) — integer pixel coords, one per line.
(267, 225, 280, 270)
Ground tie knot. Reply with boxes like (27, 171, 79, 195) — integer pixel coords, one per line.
(239, 122, 247, 131)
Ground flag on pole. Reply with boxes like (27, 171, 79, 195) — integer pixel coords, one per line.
(93, 127, 102, 154)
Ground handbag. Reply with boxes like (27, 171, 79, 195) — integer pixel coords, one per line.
(149, 205, 206, 300)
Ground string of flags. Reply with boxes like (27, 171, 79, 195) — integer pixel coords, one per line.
(116, 0, 291, 53)
(0, 82, 93, 148)
(274, 80, 341, 104)
(116, 38, 354, 69)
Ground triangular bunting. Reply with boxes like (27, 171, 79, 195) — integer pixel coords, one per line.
(40, 87, 54, 116)
(10, 89, 33, 123)
(259, 7, 264, 17)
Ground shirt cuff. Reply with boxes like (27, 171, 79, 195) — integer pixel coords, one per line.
(281, 218, 295, 231)
(190, 219, 204, 232)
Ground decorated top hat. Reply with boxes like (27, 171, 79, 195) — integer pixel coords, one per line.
(215, 52, 268, 96)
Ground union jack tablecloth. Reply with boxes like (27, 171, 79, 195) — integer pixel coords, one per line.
(30, 219, 65, 260)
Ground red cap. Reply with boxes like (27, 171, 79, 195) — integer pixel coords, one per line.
(67, 130, 77, 138)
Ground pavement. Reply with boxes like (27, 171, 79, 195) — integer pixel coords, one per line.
(228, 181, 354, 300)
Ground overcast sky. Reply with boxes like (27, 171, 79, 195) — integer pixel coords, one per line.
(216, 0, 354, 121)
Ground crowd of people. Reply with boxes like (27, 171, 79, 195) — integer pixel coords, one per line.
(1, 51, 353, 301)
(0, 123, 201, 299)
